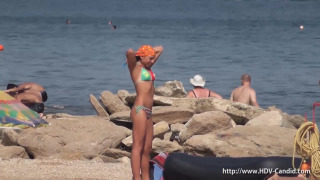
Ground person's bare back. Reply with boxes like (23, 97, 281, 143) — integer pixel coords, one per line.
(230, 74, 259, 107)
(15, 91, 42, 104)
(18, 82, 45, 93)
(5, 82, 45, 94)
(231, 86, 256, 105)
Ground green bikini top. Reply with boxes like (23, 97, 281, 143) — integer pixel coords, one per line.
(141, 68, 156, 81)
(135, 67, 156, 84)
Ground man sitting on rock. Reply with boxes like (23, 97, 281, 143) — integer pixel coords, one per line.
(230, 74, 259, 107)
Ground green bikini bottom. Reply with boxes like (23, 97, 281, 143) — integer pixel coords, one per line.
(134, 105, 152, 119)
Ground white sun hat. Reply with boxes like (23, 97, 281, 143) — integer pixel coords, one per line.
(190, 75, 206, 87)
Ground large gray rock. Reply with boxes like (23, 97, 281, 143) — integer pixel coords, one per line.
(125, 94, 177, 106)
(194, 98, 231, 113)
(109, 111, 131, 122)
(121, 135, 132, 148)
(17, 115, 127, 159)
(172, 98, 197, 109)
(246, 111, 283, 126)
(179, 111, 234, 143)
(152, 138, 182, 153)
(110, 106, 194, 125)
(152, 106, 194, 124)
(89, 94, 109, 117)
(282, 114, 304, 129)
(118, 126, 132, 137)
(173, 98, 299, 128)
(100, 91, 130, 114)
(170, 123, 186, 134)
(153, 96, 178, 106)
(0, 127, 21, 140)
(1, 129, 19, 146)
(117, 90, 130, 104)
(0, 146, 29, 159)
(101, 148, 131, 158)
(163, 132, 173, 141)
(267, 106, 304, 128)
(246, 111, 295, 129)
(155, 80, 187, 98)
(121, 120, 179, 148)
(194, 98, 266, 125)
(184, 125, 297, 157)
(154, 121, 170, 138)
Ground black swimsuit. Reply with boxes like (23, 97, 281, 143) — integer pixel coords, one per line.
(27, 103, 45, 113)
(40, 91, 48, 102)
(191, 89, 211, 98)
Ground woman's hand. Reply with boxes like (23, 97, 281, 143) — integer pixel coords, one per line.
(153, 46, 163, 54)
(126, 48, 135, 55)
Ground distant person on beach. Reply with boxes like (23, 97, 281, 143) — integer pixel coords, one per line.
(112, 25, 117, 30)
(126, 44, 163, 180)
(187, 75, 223, 99)
(66, 19, 71, 24)
(6, 83, 46, 117)
(5, 82, 48, 102)
(230, 74, 259, 107)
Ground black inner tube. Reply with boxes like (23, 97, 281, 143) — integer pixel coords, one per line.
(163, 153, 303, 180)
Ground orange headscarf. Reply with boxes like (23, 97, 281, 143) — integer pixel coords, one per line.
(136, 45, 156, 57)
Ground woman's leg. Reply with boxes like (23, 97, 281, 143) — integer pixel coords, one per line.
(131, 109, 148, 180)
(141, 117, 154, 180)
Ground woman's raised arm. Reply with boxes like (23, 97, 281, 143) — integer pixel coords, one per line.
(151, 46, 163, 66)
(126, 48, 137, 72)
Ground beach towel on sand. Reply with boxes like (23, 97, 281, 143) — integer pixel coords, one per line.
(0, 91, 49, 128)
(150, 152, 168, 180)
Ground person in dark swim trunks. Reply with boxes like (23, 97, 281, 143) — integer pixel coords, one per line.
(187, 74, 223, 99)
(126, 45, 163, 180)
(25, 102, 45, 114)
(6, 82, 47, 117)
(40, 91, 48, 102)
(14, 91, 45, 117)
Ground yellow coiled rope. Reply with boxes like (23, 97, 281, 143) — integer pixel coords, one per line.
(293, 122, 320, 179)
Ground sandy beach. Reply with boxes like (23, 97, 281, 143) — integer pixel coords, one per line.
(0, 158, 132, 180)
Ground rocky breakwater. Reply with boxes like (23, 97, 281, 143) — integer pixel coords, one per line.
(1, 80, 305, 163)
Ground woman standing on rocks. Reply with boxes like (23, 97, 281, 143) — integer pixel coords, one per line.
(126, 45, 163, 180)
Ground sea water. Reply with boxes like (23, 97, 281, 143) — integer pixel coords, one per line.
(0, 0, 320, 126)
